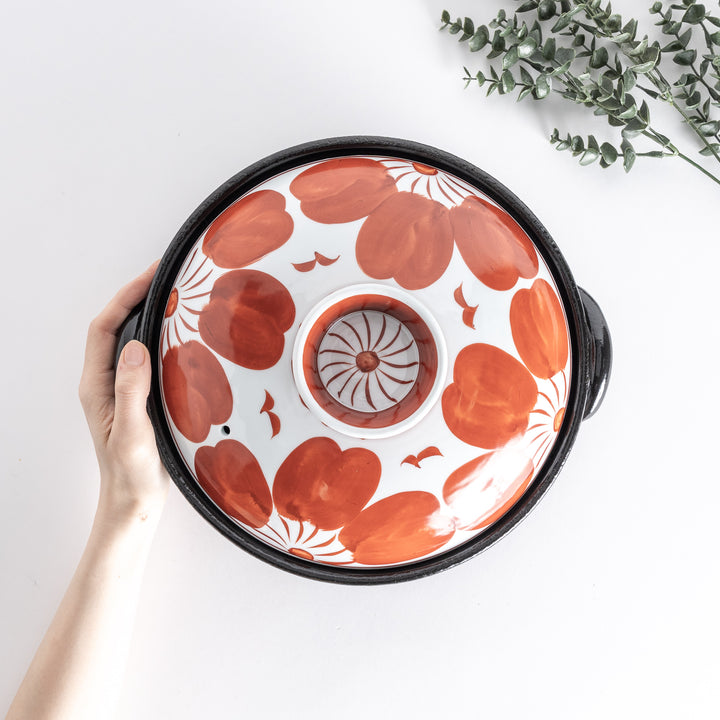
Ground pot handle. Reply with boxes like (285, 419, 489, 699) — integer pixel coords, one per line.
(114, 301, 146, 368)
(577, 287, 612, 419)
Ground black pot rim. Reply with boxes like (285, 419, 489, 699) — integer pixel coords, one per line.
(138, 136, 591, 585)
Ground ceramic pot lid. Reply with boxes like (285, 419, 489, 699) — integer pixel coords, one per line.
(158, 154, 572, 570)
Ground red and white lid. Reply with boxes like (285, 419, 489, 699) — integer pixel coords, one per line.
(158, 156, 571, 569)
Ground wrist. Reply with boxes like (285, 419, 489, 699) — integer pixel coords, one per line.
(95, 484, 167, 538)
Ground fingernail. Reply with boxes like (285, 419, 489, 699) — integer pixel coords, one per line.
(123, 342, 145, 367)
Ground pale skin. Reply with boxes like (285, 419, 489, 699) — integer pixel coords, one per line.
(5, 262, 170, 720)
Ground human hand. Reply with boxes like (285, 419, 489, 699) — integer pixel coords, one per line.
(79, 261, 170, 527)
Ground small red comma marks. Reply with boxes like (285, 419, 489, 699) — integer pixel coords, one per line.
(272, 437, 381, 531)
(443, 451, 535, 531)
(453, 284, 478, 329)
(442, 343, 537, 448)
(339, 491, 455, 566)
(202, 190, 294, 268)
(162, 340, 232, 443)
(194, 440, 273, 528)
(451, 196, 539, 291)
(199, 269, 295, 370)
(355, 192, 454, 290)
(510, 279, 569, 379)
(289, 158, 398, 223)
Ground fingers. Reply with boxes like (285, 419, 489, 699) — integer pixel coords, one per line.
(79, 260, 159, 413)
(112, 340, 154, 447)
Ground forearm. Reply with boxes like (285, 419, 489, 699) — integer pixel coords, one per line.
(5, 498, 163, 720)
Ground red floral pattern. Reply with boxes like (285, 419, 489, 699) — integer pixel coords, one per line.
(290, 159, 540, 292)
(202, 190, 294, 268)
(443, 451, 534, 531)
(194, 440, 273, 528)
(355, 192, 454, 290)
(450, 196, 539, 291)
(273, 437, 381, 530)
(442, 343, 537, 448)
(159, 156, 573, 569)
(162, 340, 232, 443)
(510, 279, 569, 379)
(338, 491, 455, 566)
(289, 158, 397, 223)
(198, 269, 295, 370)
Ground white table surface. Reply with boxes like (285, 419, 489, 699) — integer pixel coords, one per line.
(2, 1, 718, 718)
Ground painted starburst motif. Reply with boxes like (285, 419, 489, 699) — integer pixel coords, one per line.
(526, 369, 569, 468)
(317, 310, 419, 412)
(381, 159, 476, 207)
(162, 247, 217, 350)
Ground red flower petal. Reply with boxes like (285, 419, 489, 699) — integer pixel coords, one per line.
(273, 437, 381, 530)
(289, 158, 397, 223)
(194, 440, 272, 528)
(198, 269, 295, 370)
(442, 343, 537, 448)
(162, 340, 232, 443)
(339, 491, 455, 566)
(202, 190, 294, 268)
(451, 196, 539, 291)
(443, 451, 534, 531)
(510, 279, 569, 379)
(356, 193, 454, 290)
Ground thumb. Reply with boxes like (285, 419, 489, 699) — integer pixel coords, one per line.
(113, 340, 153, 442)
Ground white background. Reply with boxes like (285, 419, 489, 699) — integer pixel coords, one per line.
(1, 1, 718, 718)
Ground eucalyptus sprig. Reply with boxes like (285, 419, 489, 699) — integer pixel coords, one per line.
(440, 0, 720, 185)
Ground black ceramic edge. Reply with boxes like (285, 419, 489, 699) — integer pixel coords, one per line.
(114, 301, 145, 368)
(136, 136, 595, 586)
(577, 287, 612, 419)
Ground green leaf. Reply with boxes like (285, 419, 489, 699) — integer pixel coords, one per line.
(600, 142, 618, 163)
(448, 21, 462, 35)
(501, 69, 516, 92)
(535, 74, 551, 98)
(570, 135, 584, 153)
(698, 120, 720, 135)
(622, 117, 647, 138)
(707, 16, 720, 28)
(469, 26, 490, 51)
(518, 86, 534, 100)
(543, 37, 557, 60)
(650, 2, 663, 12)
(516, 0, 539, 11)
(674, 49, 697, 65)
(551, 7, 582, 32)
(621, 139, 636, 171)
(661, 40, 684, 52)
(537, 0, 556, 21)
(618, 102, 638, 119)
(638, 100, 650, 123)
(503, 46, 520, 69)
(681, 4, 706, 24)
(699, 143, 720, 155)
(622, 68, 637, 91)
(590, 46, 609, 68)
(463, 17, 475, 36)
(517, 37, 538, 58)
(555, 47, 575, 65)
(579, 148, 600, 165)
(686, 90, 702, 108)
(710, 31, 720, 45)
(631, 60, 657, 73)
(441, 9, 451, 25)
(677, 28, 692, 48)
(520, 66, 534, 85)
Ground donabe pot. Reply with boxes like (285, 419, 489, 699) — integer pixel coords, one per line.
(120, 137, 611, 585)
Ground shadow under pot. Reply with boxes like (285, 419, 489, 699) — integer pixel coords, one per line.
(118, 136, 612, 584)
